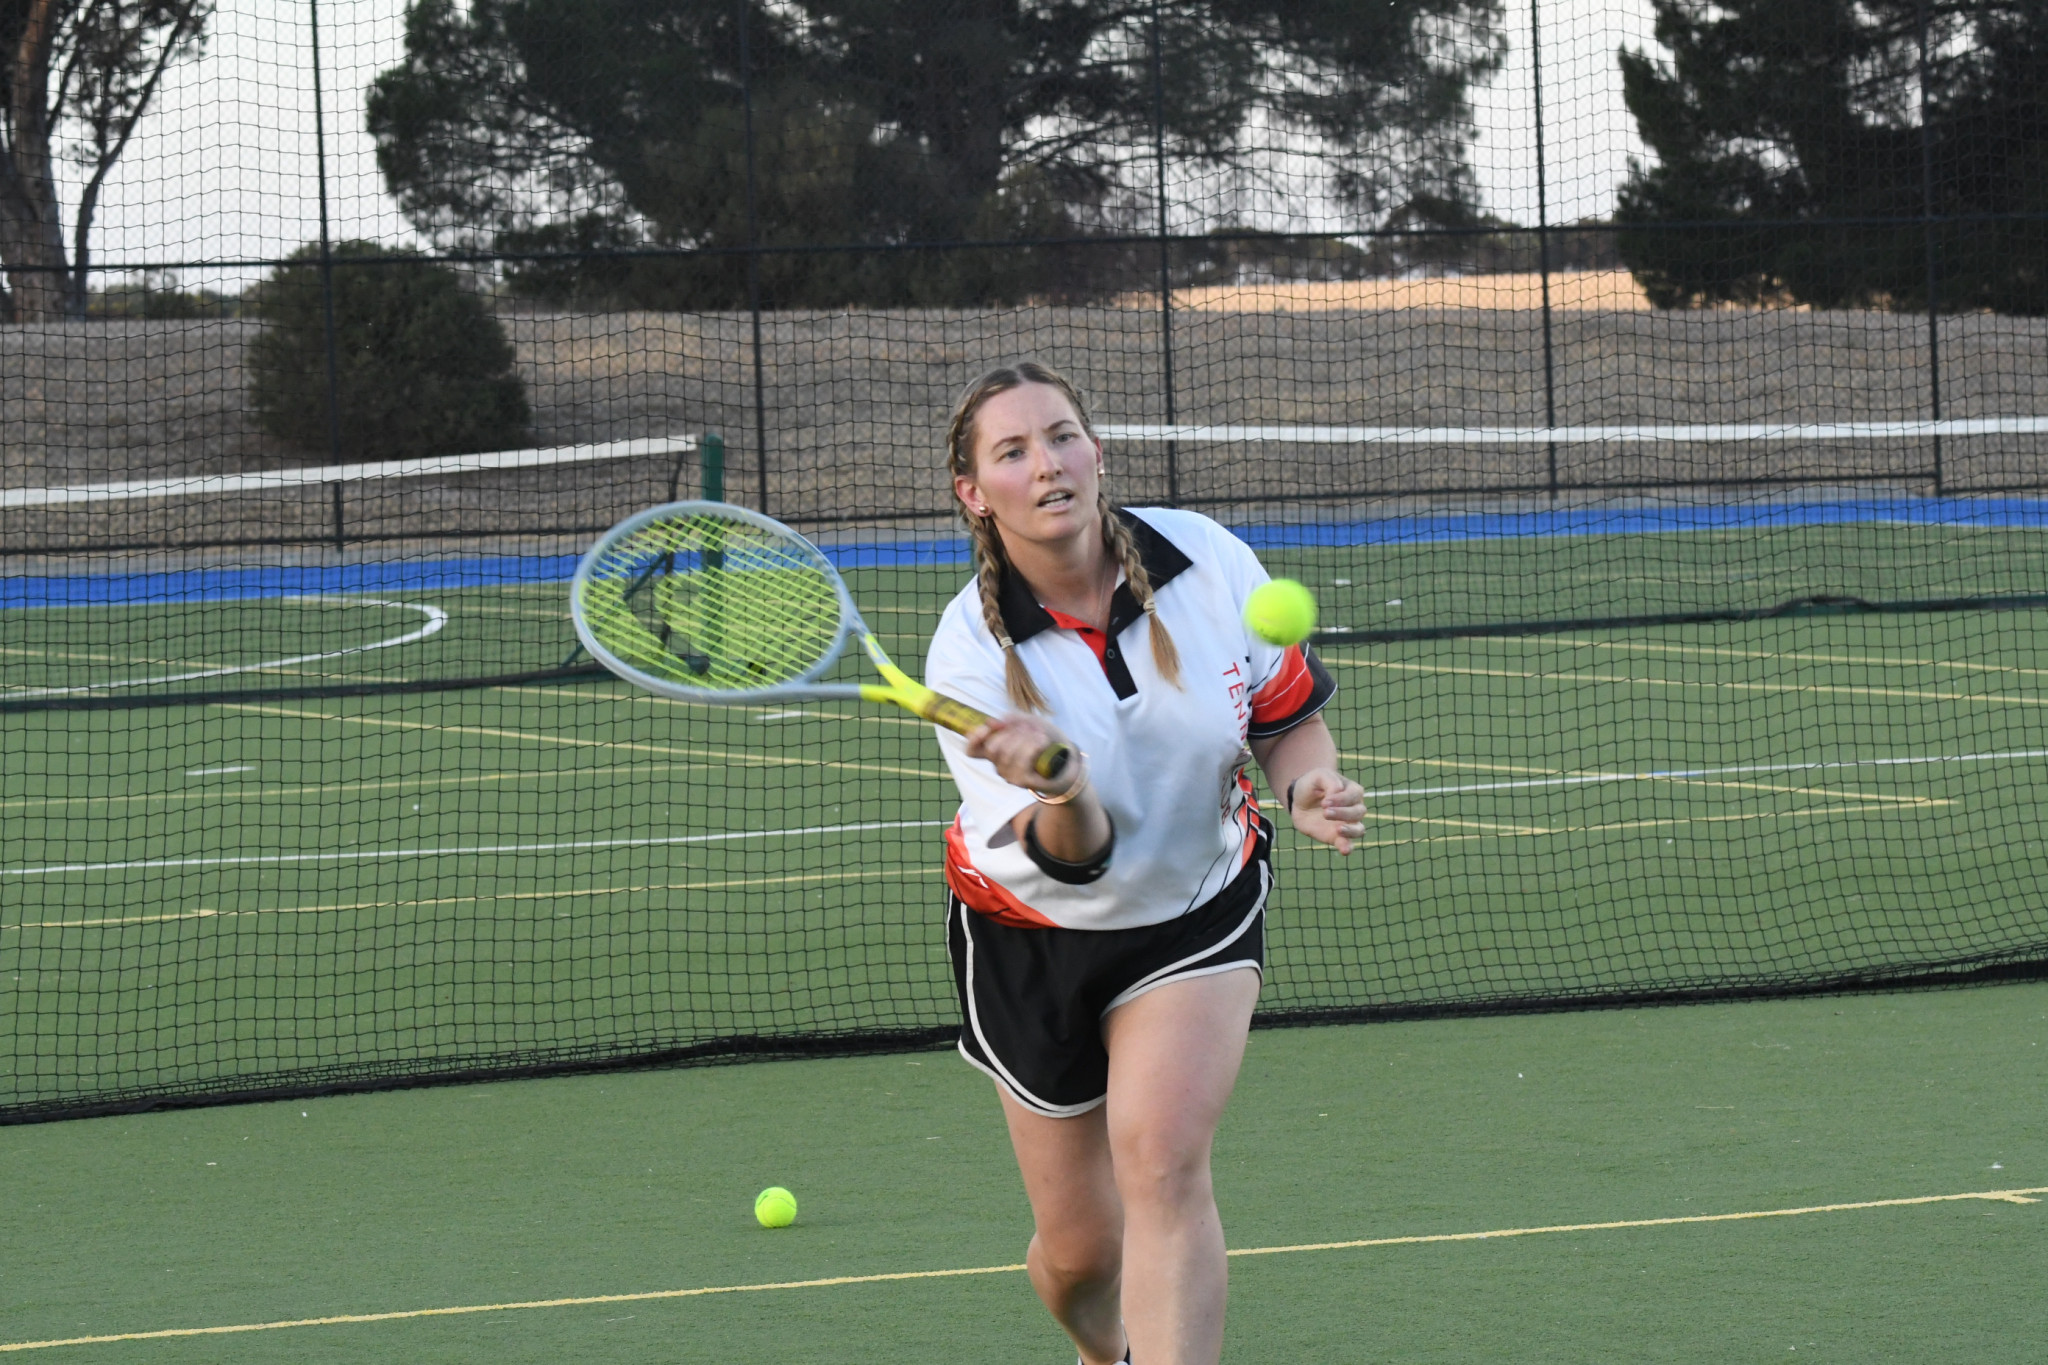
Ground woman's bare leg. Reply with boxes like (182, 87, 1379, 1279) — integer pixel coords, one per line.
(999, 1093, 1129, 1365)
(995, 967, 1259, 1365)
(1101, 967, 1261, 1365)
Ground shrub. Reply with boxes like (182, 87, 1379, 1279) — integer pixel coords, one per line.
(248, 242, 530, 459)
(88, 271, 241, 319)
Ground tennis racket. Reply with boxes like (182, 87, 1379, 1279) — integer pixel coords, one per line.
(570, 500, 1071, 779)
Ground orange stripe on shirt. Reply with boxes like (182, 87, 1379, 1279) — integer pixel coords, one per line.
(1233, 770, 1261, 871)
(944, 817, 1060, 929)
(1250, 645, 1314, 725)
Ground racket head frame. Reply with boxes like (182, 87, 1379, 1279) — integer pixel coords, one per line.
(569, 498, 872, 705)
(570, 500, 1061, 774)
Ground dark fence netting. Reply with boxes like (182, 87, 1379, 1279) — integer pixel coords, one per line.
(4, 0, 2047, 1121)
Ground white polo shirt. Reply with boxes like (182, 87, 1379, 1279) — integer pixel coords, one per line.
(926, 507, 1334, 932)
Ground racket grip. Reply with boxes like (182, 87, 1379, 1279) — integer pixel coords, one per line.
(923, 694, 1072, 782)
(924, 695, 994, 736)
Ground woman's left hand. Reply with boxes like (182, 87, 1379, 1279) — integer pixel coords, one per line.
(1287, 768, 1368, 855)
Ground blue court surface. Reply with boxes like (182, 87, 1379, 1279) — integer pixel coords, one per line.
(8, 496, 2048, 609)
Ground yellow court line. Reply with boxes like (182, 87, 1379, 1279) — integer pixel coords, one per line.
(0, 602, 434, 674)
(3, 868, 944, 932)
(0, 644, 411, 674)
(0, 645, 213, 668)
(1299, 800, 1933, 854)
(1337, 753, 1943, 805)
(456, 605, 570, 620)
(1325, 655, 2048, 709)
(1361, 811, 1560, 835)
(1226, 1185, 2045, 1257)
(497, 686, 930, 728)
(1341, 804, 1912, 847)
(0, 640, 332, 678)
(1358, 804, 1879, 839)
(734, 710, 934, 731)
(0, 762, 710, 814)
(1342, 751, 1569, 778)
(1471, 773, 1946, 807)
(0, 800, 1925, 931)
(1531, 634, 2048, 681)
(1548, 808, 1869, 835)
(4, 1187, 2036, 1353)
(498, 685, 723, 708)
(1648, 777, 1945, 807)
(1, 659, 410, 694)
(220, 704, 948, 781)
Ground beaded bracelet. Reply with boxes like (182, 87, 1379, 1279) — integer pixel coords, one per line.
(1031, 768, 1089, 805)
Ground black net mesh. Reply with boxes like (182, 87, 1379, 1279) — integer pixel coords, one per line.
(4, 0, 2048, 1123)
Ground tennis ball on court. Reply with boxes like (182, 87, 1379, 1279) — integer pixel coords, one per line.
(1244, 578, 1317, 646)
(754, 1186, 798, 1228)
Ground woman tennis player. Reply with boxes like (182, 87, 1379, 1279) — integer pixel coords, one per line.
(927, 361, 1368, 1364)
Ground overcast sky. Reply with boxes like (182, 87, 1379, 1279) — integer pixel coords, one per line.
(69, 0, 1662, 291)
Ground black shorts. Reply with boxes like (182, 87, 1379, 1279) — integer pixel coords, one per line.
(947, 840, 1270, 1118)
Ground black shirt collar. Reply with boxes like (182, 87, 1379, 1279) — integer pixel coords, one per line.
(994, 508, 1194, 646)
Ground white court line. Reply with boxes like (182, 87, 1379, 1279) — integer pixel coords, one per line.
(2, 1186, 2038, 1353)
(0, 820, 949, 878)
(15, 749, 2027, 876)
(1360, 747, 2048, 799)
(1098, 418, 2048, 444)
(0, 598, 446, 697)
(0, 436, 695, 508)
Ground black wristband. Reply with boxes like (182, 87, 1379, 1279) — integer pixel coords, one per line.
(1285, 778, 1299, 810)
(1023, 811, 1116, 884)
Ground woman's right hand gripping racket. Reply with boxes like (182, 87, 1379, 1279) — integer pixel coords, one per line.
(569, 500, 1071, 780)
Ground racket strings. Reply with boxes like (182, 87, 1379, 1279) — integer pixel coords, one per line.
(577, 514, 845, 690)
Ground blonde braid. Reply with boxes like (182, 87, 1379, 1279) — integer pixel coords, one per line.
(1098, 489, 1182, 687)
(946, 358, 1181, 706)
(948, 365, 1059, 711)
(967, 511, 1049, 711)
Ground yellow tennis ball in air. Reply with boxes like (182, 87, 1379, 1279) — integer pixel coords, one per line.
(1244, 578, 1317, 646)
(754, 1186, 798, 1228)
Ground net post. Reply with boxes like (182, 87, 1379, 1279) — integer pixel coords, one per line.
(700, 432, 726, 502)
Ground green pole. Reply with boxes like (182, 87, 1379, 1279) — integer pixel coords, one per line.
(701, 432, 725, 503)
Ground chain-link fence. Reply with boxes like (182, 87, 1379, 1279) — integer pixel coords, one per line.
(5, 1, 2048, 1122)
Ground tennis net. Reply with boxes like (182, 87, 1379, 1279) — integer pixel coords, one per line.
(7, 406, 2048, 1122)
(10, 0, 2048, 1125)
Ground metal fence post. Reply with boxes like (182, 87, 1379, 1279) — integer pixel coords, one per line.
(310, 0, 344, 546)
(1918, 0, 1943, 496)
(738, 0, 770, 514)
(1530, 0, 1559, 501)
(1151, 1, 1179, 507)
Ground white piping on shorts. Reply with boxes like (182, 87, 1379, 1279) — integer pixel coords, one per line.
(1105, 956, 1263, 1019)
(955, 900, 1106, 1119)
(1101, 861, 1271, 1017)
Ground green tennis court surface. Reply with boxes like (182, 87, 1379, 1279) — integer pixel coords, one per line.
(2, 983, 2041, 1362)
(7, 524, 2048, 1116)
